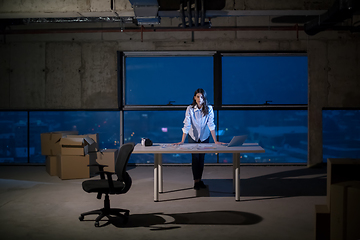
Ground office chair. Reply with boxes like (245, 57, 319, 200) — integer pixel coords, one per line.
(79, 142, 135, 227)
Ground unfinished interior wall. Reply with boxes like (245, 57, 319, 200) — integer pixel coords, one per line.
(2, 43, 46, 109)
(45, 42, 82, 109)
(307, 39, 360, 167)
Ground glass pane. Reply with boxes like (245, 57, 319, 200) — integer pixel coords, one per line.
(0, 111, 28, 163)
(218, 110, 308, 163)
(222, 55, 308, 104)
(124, 110, 218, 164)
(29, 111, 120, 163)
(322, 110, 360, 162)
(125, 56, 214, 105)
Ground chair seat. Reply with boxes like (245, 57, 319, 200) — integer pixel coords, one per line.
(82, 179, 125, 194)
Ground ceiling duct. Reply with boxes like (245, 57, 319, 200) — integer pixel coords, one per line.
(179, 0, 213, 28)
(129, 0, 160, 25)
(26, 17, 135, 24)
(304, 0, 360, 35)
(157, 0, 225, 11)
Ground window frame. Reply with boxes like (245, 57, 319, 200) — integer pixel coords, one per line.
(119, 51, 308, 163)
(121, 51, 216, 110)
(0, 109, 121, 165)
(219, 52, 308, 108)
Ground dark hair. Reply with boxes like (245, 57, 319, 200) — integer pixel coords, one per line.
(191, 88, 209, 116)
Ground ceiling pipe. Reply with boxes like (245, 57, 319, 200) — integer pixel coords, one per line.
(3, 25, 306, 35)
(187, 0, 192, 28)
(201, 0, 205, 26)
(180, 2, 186, 28)
(194, 0, 198, 27)
(304, 0, 360, 35)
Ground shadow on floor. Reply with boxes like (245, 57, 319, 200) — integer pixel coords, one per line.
(205, 167, 327, 198)
(148, 167, 327, 202)
(82, 210, 263, 229)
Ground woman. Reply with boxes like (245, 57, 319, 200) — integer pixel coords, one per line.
(175, 88, 224, 190)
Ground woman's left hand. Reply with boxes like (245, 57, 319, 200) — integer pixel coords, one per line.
(214, 141, 226, 145)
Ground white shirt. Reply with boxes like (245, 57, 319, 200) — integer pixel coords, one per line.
(182, 104, 216, 142)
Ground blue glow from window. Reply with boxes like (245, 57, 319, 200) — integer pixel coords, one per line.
(0, 111, 28, 163)
(322, 110, 360, 162)
(219, 110, 308, 163)
(222, 56, 308, 104)
(125, 56, 214, 105)
(29, 111, 120, 163)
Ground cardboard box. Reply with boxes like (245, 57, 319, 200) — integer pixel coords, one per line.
(41, 131, 78, 155)
(315, 205, 330, 240)
(66, 134, 99, 153)
(330, 181, 360, 240)
(57, 155, 90, 180)
(96, 149, 118, 173)
(55, 136, 96, 156)
(45, 155, 57, 176)
(346, 185, 360, 240)
(88, 152, 98, 177)
(327, 158, 360, 208)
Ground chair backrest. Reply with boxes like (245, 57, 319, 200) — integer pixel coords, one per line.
(115, 142, 135, 182)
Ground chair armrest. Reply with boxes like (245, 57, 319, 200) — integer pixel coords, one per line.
(88, 163, 108, 167)
(96, 170, 116, 192)
(88, 163, 109, 179)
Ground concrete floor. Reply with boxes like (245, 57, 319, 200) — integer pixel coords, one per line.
(0, 165, 327, 240)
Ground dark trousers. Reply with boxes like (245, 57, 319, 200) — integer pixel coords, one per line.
(188, 136, 209, 180)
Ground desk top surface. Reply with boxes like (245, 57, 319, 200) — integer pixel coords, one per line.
(133, 143, 265, 154)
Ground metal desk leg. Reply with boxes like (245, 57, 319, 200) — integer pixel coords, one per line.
(233, 153, 240, 201)
(154, 153, 161, 202)
(158, 154, 163, 193)
(232, 157, 235, 193)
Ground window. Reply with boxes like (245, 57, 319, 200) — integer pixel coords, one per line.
(0, 111, 120, 164)
(0, 111, 28, 163)
(322, 110, 360, 162)
(125, 54, 214, 105)
(222, 55, 308, 104)
(218, 54, 308, 163)
(123, 52, 216, 164)
(121, 52, 309, 164)
(218, 110, 308, 163)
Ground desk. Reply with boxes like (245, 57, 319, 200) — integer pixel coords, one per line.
(133, 143, 265, 202)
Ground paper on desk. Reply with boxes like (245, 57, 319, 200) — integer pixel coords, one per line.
(178, 145, 196, 150)
(178, 144, 217, 150)
(160, 144, 217, 150)
(160, 144, 197, 150)
(196, 144, 216, 150)
(160, 144, 177, 148)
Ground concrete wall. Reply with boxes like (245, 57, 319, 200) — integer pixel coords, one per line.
(0, 41, 118, 109)
(307, 39, 360, 167)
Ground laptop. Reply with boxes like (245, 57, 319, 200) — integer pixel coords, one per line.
(226, 135, 248, 147)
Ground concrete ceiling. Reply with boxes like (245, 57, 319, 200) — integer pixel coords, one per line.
(0, 0, 359, 35)
(0, 0, 330, 19)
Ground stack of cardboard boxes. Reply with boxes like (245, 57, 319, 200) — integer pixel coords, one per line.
(42, 131, 119, 180)
(57, 134, 99, 179)
(96, 149, 119, 173)
(41, 131, 78, 177)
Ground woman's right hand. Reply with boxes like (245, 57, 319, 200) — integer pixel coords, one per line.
(174, 133, 187, 145)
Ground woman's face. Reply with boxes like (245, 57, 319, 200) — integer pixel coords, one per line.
(194, 93, 204, 106)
